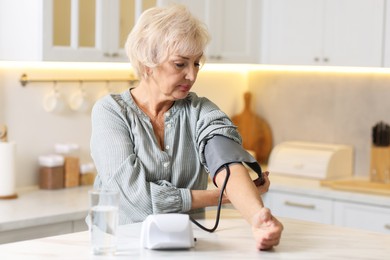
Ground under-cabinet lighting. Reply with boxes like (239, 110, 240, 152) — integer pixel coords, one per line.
(0, 61, 132, 71)
(203, 64, 390, 75)
(1, 61, 390, 75)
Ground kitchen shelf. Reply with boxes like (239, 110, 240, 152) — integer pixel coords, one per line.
(19, 73, 138, 87)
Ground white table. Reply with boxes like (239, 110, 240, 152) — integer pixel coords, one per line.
(1, 209, 390, 259)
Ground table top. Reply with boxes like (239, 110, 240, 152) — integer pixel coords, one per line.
(1, 209, 390, 260)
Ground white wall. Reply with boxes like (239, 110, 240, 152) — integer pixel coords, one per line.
(249, 67, 390, 176)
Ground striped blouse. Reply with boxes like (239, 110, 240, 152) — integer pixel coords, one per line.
(90, 90, 242, 224)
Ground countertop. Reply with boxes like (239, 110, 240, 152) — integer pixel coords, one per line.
(0, 186, 91, 232)
(1, 208, 390, 259)
(266, 173, 390, 208)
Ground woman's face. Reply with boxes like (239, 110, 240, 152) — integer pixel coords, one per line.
(150, 53, 202, 101)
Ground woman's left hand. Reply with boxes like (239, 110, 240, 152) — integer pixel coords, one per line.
(251, 207, 283, 250)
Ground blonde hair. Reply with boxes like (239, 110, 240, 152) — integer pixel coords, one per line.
(125, 4, 210, 78)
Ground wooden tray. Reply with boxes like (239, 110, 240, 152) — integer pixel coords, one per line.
(320, 179, 390, 196)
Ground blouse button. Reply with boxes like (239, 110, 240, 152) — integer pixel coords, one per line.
(165, 145, 170, 150)
(163, 162, 170, 168)
(165, 112, 170, 117)
(166, 123, 172, 128)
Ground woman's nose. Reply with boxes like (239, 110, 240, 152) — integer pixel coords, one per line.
(185, 66, 197, 81)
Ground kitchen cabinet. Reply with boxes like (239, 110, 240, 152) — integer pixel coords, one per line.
(334, 201, 390, 234)
(261, 0, 385, 67)
(263, 190, 333, 224)
(262, 175, 390, 234)
(0, 0, 156, 62)
(159, 0, 261, 63)
(384, 2, 390, 67)
(0, 219, 87, 244)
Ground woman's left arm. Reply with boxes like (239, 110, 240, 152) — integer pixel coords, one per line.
(214, 164, 283, 250)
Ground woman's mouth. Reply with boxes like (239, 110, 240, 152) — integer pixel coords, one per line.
(178, 84, 191, 92)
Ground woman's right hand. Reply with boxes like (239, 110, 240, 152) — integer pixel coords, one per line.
(257, 171, 270, 194)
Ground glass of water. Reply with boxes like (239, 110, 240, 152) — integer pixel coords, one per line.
(89, 189, 119, 255)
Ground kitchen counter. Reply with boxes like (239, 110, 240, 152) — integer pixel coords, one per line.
(0, 208, 389, 259)
(0, 185, 91, 243)
(267, 173, 390, 207)
(0, 186, 90, 232)
(2, 174, 390, 243)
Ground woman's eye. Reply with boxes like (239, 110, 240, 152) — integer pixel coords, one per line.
(175, 63, 186, 68)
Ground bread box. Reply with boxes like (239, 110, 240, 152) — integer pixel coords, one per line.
(267, 141, 353, 179)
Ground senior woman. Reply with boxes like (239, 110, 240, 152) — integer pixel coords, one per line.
(90, 4, 283, 250)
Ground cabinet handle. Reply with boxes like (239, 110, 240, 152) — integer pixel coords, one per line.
(314, 57, 320, 62)
(209, 55, 222, 60)
(385, 224, 390, 230)
(103, 52, 119, 58)
(323, 57, 329, 62)
(284, 201, 316, 210)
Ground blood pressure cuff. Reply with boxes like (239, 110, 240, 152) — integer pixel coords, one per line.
(204, 135, 263, 186)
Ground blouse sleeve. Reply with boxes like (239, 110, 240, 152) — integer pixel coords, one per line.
(90, 96, 191, 224)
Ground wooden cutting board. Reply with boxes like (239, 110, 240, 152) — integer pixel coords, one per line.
(232, 92, 273, 164)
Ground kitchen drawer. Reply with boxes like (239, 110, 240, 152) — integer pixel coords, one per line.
(73, 219, 88, 232)
(0, 219, 89, 244)
(334, 201, 390, 234)
(0, 221, 73, 244)
(267, 191, 333, 224)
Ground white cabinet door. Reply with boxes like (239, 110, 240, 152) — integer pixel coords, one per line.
(0, 0, 154, 62)
(262, 0, 385, 67)
(261, 0, 323, 65)
(334, 201, 390, 234)
(322, 0, 384, 67)
(0, 0, 45, 61)
(267, 191, 333, 224)
(160, 0, 260, 63)
(44, 0, 142, 62)
(205, 0, 261, 63)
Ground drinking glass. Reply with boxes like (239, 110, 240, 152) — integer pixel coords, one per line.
(89, 190, 119, 255)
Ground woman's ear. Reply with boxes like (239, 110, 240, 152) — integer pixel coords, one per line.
(143, 67, 153, 79)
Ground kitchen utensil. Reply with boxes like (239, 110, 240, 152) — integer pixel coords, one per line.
(43, 86, 67, 113)
(69, 85, 91, 113)
(232, 92, 272, 163)
(370, 121, 390, 182)
(372, 121, 390, 146)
